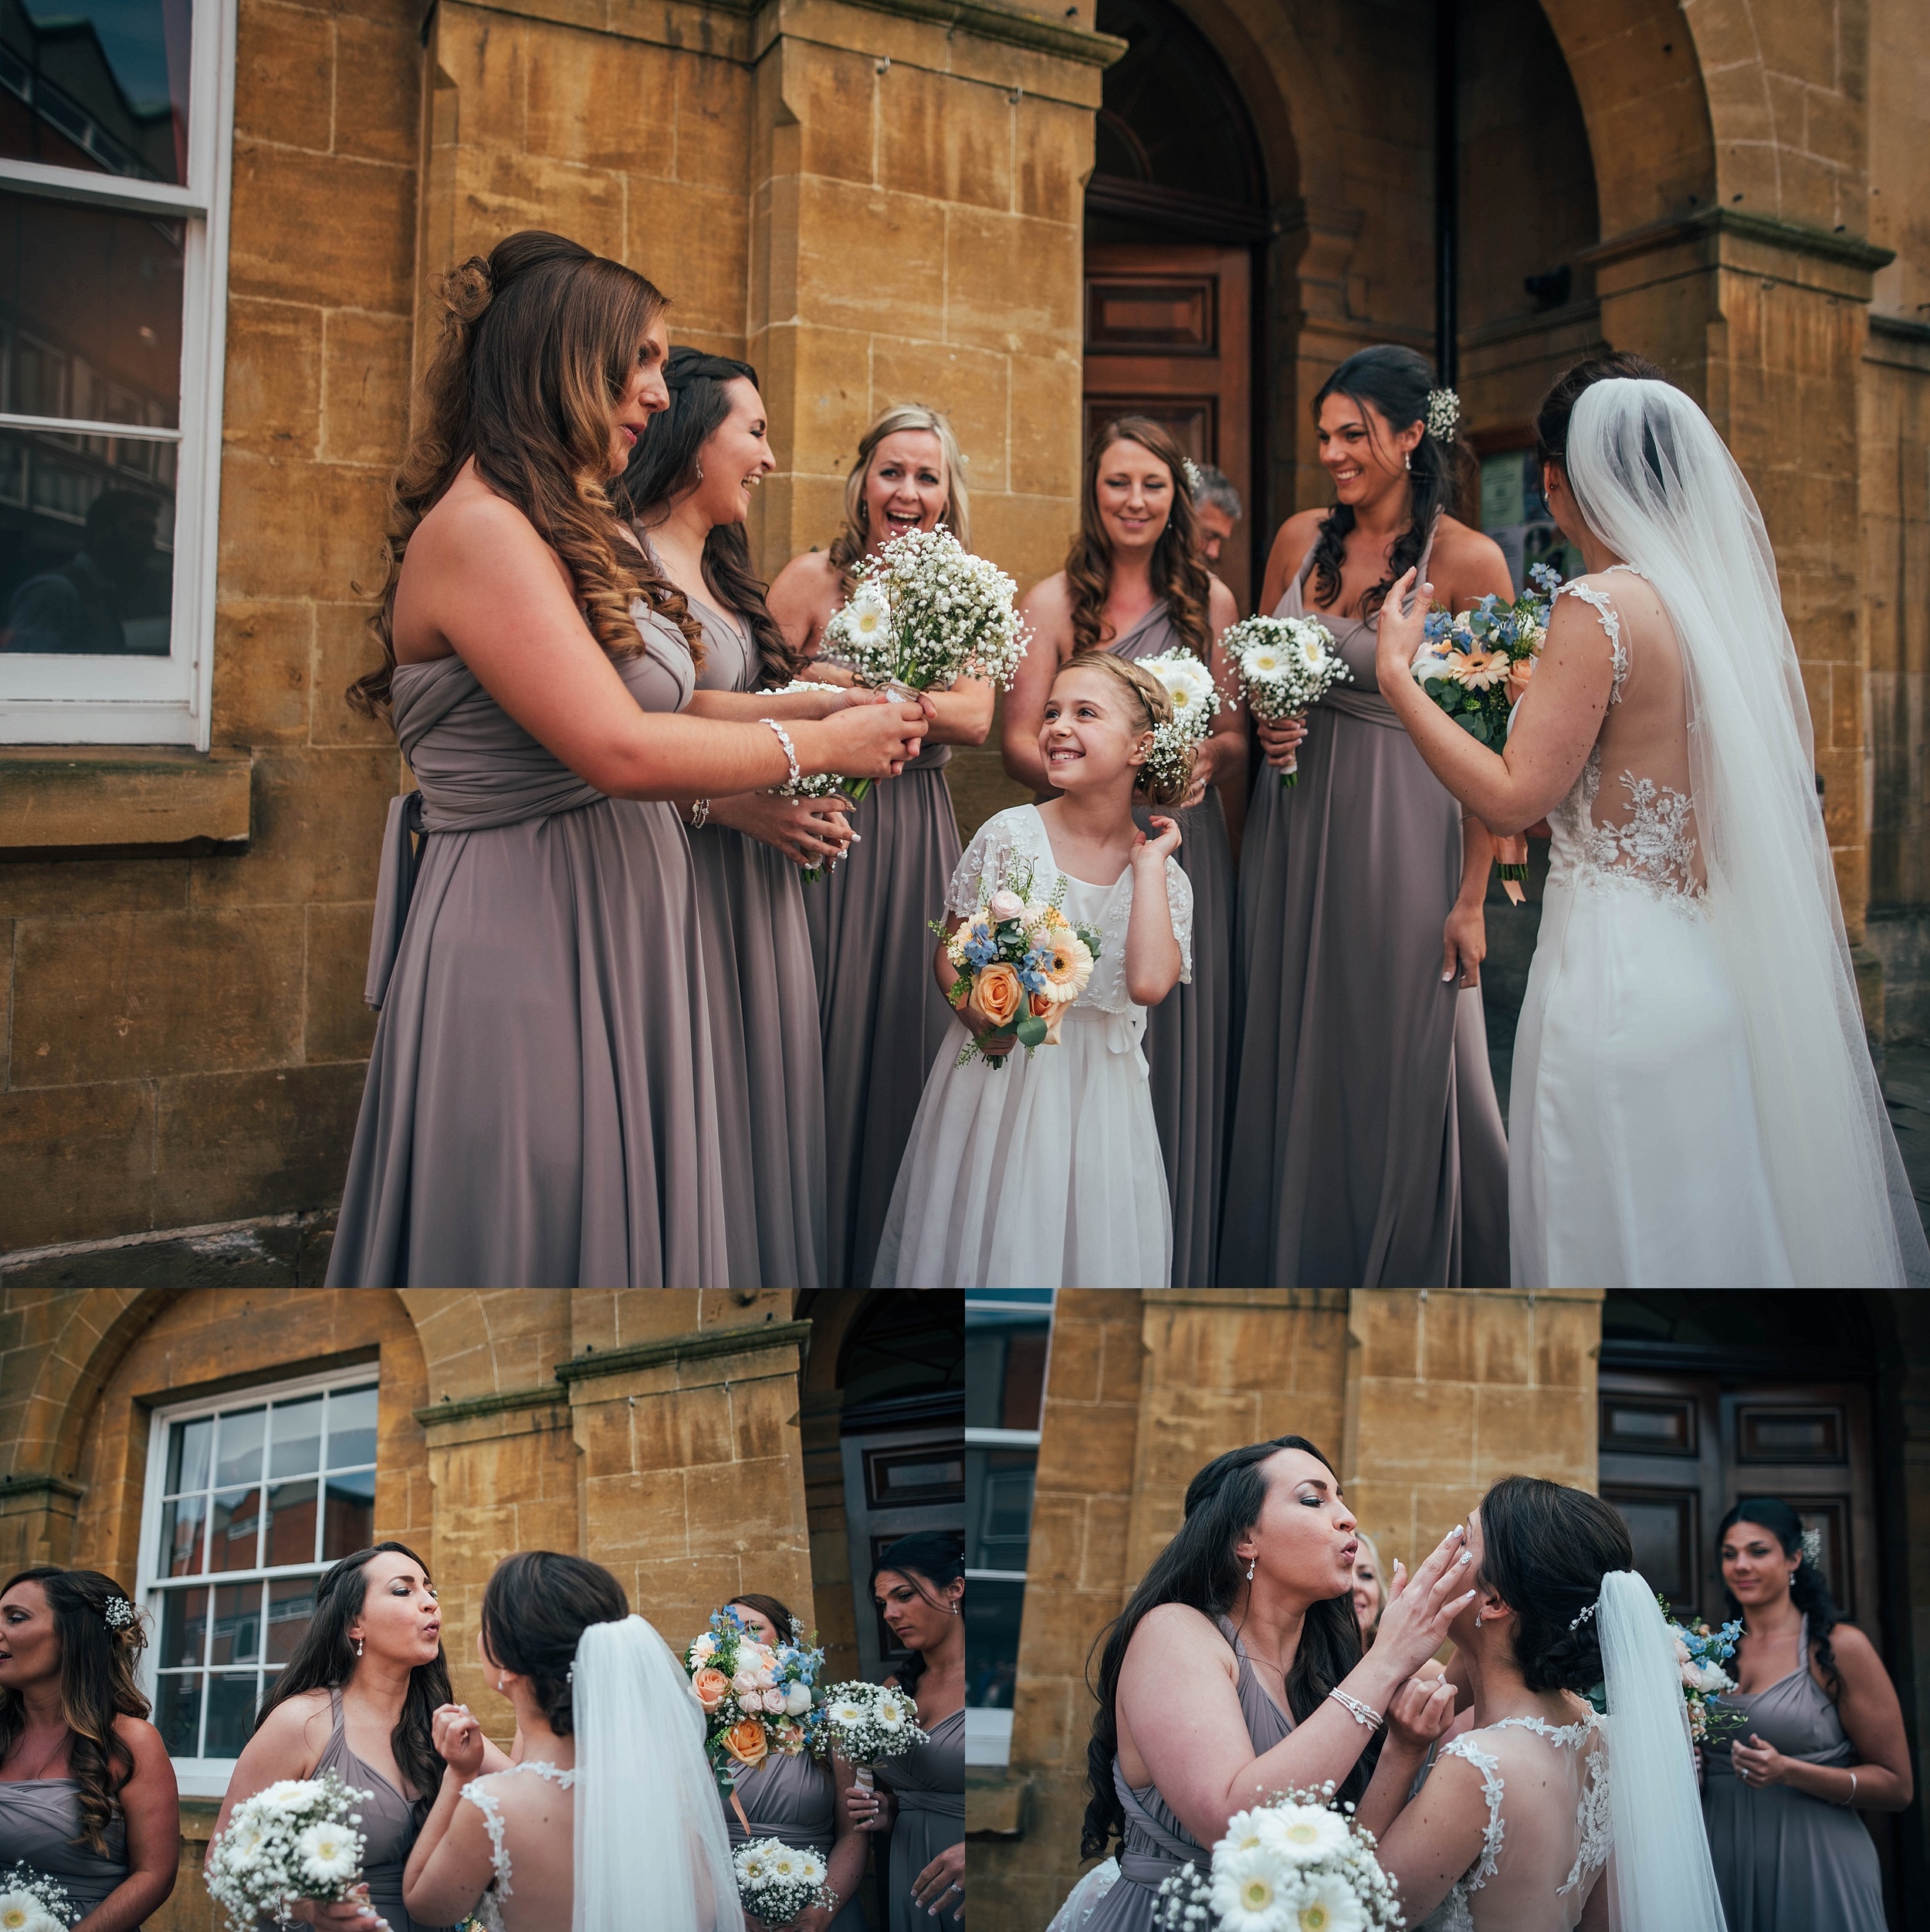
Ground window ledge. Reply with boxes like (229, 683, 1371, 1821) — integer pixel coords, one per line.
(0, 747, 252, 856)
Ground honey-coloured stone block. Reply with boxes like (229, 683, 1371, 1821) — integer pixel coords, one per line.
(673, 56, 752, 195)
(523, 27, 678, 173)
(877, 63, 1014, 211)
(229, 141, 417, 313)
(871, 337, 1008, 490)
(216, 449, 391, 605)
(235, 0, 335, 154)
(943, 208, 1080, 360)
(303, 902, 379, 1063)
(321, 309, 414, 467)
(451, 146, 627, 265)
(334, 12, 423, 166)
(787, 41, 877, 185)
(310, 604, 399, 748)
(213, 599, 314, 747)
(794, 178, 946, 342)
(0, 1083, 157, 1251)
(223, 298, 324, 458)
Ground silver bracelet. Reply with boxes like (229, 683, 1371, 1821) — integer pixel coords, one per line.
(1841, 1769, 1858, 1806)
(760, 717, 801, 790)
(1327, 1687, 1383, 1731)
(689, 797, 709, 830)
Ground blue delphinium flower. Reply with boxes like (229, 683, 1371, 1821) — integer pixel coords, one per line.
(1422, 607, 1454, 647)
(1529, 560, 1564, 596)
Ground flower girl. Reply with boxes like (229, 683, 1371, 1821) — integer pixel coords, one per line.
(873, 650, 1194, 1287)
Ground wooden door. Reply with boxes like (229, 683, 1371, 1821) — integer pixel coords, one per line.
(1083, 243, 1254, 605)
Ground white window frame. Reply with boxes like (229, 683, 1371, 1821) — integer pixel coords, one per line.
(136, 1363, 381, 1798)
(0, 0, 237, 746)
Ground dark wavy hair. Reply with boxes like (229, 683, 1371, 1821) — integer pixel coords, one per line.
(1305, 345, 1471, 620)
(0, 1568, 149, 1856)
(253, 1542, 451, 1819)
(1080, 1438, 1373, 1863)
(616, 345, 797, 689)
(1474, 1476, 1635, 1698)
(1718, 1498, 1844, 1699)
(871, 1532, 963, 1700)
(481, 1551, 628, 1738)
(1067, 418, 1214, 663)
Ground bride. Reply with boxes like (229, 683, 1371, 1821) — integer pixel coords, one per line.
(1358, 1474, 1726, 1931)
(1372, 353, 1929, 1287)
(402, 1551, 740, 1931)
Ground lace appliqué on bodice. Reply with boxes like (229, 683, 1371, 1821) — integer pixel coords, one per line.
(1550, 576, 1702, 908)
(458, 1759, 577, 1932)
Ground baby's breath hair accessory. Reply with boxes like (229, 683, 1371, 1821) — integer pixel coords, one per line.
(1180, 456, 1204, 496)
(103, 1595, 135, 1629)
(1800, 1527, 1823, 1568)
(1424, 387, 1461, 442)
(1568, 1599, 1598, 1633)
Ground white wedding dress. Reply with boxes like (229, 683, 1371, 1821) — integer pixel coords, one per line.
(1510, 379, 1929, 1289)
(872, 804, 1193, 1288)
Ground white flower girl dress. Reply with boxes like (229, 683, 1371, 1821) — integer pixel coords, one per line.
(872, 804, 1193, 1287)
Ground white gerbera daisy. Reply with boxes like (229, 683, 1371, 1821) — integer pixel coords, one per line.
(830, 1697, 868, 1726)
(0, 1891, 39, 1931)
(875, 1695, 907, 1730)
(1266, 1804, 1351, 1865)
(296, 1820, 361, 1886)
(1241, 645, 1285, 680)
(845, 587, 891, 646)
(1295, 633, 1327, 672)
(1287, 1869, 1367, 1932)
(1209, 1846, 1294, 1932)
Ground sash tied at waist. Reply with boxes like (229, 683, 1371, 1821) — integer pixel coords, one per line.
(1112, 1761, 1205, 1890)
(1099, 1005, 1150, 1076)
(1318, 684, 1404, 730)
(890, 1787, 965, 1819)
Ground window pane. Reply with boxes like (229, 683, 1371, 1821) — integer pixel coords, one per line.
(209, 1583, 261, 1666)
(209, 1485, 262, 1572)
(268, 1397, 323, 1480)
(267, 1576, 316, 1665)
(157, 1494, 207, 1576)
(3, 0, 193, 184)
(154, 1672, 201, 1757)
(212, 1407, 265, 1488)
(321, 1470, 374, 1560)
(204, 1672, 259, 1758)
(164, 1416, 211, 1497)
(157, 1585, 208, 1668)
(263, 1479, 318, 1568)
(325, 1387, 378, 1470)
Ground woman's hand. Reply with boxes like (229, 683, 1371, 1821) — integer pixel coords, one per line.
(1133, 816, 1183, 868)
(1730, 1734, 1794, 1790)
(1442, 900, 1485, 990)
(805, 701, 926, 780)
(843, 1780, 894, 1831)
(430, 1705, 486, 1782)
(1369, 1524, 1479, 1680)
(287, 1887, 388, 1927)
(1373, 567, 1431, 693)
(1255, 712, 1309, 773)
(912, 1842, 964, 1917)
(955, 988, 1019, 1059)
(718, 790, 855, 868)
(1383, 1674, 1458, 1756)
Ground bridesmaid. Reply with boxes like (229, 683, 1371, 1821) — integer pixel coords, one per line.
(1003, 418, 1241, 1287)
(0, 1568, 177, 1931)
(1702, 1498, 1911, 1932)
(211, 1542, 493, 1931)
(843, 1534, 964, 1932)
(711, 1595, 865, 1932)
(1220, 345, 1511, 1288)
(621, 348, 857, 1289)
(769, 406, 990, 1287)
(327, 232, 925, 1288)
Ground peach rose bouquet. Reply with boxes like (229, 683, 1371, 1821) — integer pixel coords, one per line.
(682, 1606, 827, 1819)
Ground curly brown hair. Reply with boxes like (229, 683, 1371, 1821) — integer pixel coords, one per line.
(1061, 649, 1193, 807)
(0, 1568, 150, 1857)
(350, 230, 703, 715)
(1066, 418, 1213, 664)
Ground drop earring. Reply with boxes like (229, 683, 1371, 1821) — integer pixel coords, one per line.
(1245, 1555, 1256, 1582)
(354, 1638, 364, 1658)
(1475, 1612, 1483, 1629)
(694, 458, 704, 482)
(499, 1677, 509, 1692)
(1404, 449, 1414, 472)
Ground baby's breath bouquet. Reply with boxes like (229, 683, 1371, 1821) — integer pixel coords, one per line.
(1138, 648, 1219, 800)
(1224, 616, 1352, 787)
(757, 679, 855, 882)
(733, 1838, 838, 1929)
(0, 1863, 77, 1932)
(1152, 1785, 1403, 1932)
(204, 1771, 371, 1932)
(818, 1680, 930, 1809)
(822, 525, 1030, 800)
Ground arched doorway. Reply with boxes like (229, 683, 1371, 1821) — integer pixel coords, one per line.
(1084, 0, 1270, 606)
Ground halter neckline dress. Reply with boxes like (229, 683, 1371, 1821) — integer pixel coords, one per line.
(1221, 532, 1510, 1287)
(876, 1705, 964, 1932)
(0, 1774, 132, 1923)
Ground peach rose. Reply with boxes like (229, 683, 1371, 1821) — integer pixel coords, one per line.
(1508, 656, 1535, 699)
(1028, 990, 1065, 1047)
(692, 1667, 730, 1713)
(975, 962, 1024, 1028)
(723, 1718, 769, 1768)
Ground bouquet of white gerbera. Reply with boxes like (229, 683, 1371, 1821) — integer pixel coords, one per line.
(821, 525, 1030, 799)
(1153, 1786, 1403, 1932)
(818, 1679, 931, 1810)
(1137, 647, 1220, 799)
(0, 1863, 77, 1932)
(732, 1837, 838, 1929)
(1223, 616, 1352, 787)
(205, 1771, 371, 1932)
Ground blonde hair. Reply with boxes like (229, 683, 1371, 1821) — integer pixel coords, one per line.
(1353, 1532, 1386, 1636)
(827, 404, 970, 583)
(1060, 649, 1192, 807)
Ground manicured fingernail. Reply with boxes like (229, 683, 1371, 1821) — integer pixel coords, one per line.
(1458, 1550, 1472, 1564)
(1442, 970, 1454, 981)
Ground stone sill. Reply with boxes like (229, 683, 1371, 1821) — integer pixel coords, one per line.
(965, 1766, 1028, 1837)
(0, 746, 252, 857)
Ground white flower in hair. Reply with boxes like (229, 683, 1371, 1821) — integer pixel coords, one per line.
(1182, 456, 1204, 495)
(1425, 387, 1461, 442)
(103, 1595, 135, 1629)
(1801, 1527, 1823, 1567)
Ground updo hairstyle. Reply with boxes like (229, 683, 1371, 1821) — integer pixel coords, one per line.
(480, 1551, 628, 1737)
(1058, 649, 1193, 807)
(1532, 351, 1669, 475)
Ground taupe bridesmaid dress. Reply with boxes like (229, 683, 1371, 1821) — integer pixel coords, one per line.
(720, 1752, 865, 1931)
(1106, 601, 1234, 1287)
(804, 739, 961, 1287)
(0, 1779, 134, 1923)
(1077, 1617, 1292, 1932)
(1219, 536, 1509, 1287)
(1702, 1617, 1886, 1932)
(876, 1707, 963, 1932)
(687, 591, 828, 1289)
(328, 605, 730, 1287)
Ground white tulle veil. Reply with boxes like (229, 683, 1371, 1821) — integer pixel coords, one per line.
(571, 1615, 743, 1932)
(1565, 378, 1930, 1287)
(1594, 1571, 1728, 1932)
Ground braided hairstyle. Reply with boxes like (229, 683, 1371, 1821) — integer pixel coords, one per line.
(480, 1551, 628, 1737)
(1718, 1498, 1845, 1698)
(1080, 1438, 1373, 1863)
(1060, 649, 1193, 807)
(1473, 1476, 1635, 1697)
(0, 1568, 148, 1856)
(1305, 346, 1471, 621)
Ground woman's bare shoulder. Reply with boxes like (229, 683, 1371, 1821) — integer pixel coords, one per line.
(112, 1712, 174, 1773)
(1127, 1601, 1235, 1662)
(1021, 570, 1073, 616)
(1430, 516, 1512, 597)
(770, 549, 840, 597)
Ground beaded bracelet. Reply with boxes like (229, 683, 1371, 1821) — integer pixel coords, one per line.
(689, 797, 710, 830)
(760, 717, 801, 790)
(1327, 1687, 1383, 1730)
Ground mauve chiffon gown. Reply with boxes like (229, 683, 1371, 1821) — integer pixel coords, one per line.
(1106, 601, 1234, 1287)
(719, 1751, 865, 1932)
(877, 1707, 963, 1932)
(1219, 538, 1510, 1287)
(1702, 1619, 1887, 1932)
(687, 592, 828, 1288)
(805, 738, 962, 1287)
(327, 604, 730, 1287)
(0, 1781, 135, 1925)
